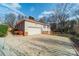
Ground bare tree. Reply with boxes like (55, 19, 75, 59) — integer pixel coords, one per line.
(48, 3, 77, 33)
(46, 4, 69, 33)
(38, 3, 79, 34)
(5, 13, 16, 28)
(74, 9, 79, 24)
(39, 17, 46, 23)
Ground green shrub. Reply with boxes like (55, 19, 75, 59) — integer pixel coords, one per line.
(0, 24, 8, 37)
(0, 32, 6, 37)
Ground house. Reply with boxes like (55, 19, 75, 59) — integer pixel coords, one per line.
(15, 19, 51, 36)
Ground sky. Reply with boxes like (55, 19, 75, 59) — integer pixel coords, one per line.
(0, 3, 57, 22)
(0, 3, 79, 21)
(19, 3, 56, 19)
(18, 3, 79, 20)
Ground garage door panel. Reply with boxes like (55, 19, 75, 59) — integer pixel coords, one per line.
(27, 27, 41, 35)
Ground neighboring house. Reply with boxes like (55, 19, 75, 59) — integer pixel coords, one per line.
(15, 19, 51, 35)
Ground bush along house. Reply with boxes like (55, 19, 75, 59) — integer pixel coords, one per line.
(14, 19, 51, 36)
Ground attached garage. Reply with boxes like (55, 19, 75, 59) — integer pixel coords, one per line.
(27, 27, 41, 35)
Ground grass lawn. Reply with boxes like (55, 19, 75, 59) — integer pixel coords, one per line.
(0, 24, 8, 37)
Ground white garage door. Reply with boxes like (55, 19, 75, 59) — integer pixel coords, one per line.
(27, 27, 41, 35)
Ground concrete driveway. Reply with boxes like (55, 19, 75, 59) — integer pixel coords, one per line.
(0, 33, 78, 56)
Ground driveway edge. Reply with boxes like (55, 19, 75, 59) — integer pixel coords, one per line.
(70, 39, 79, 56)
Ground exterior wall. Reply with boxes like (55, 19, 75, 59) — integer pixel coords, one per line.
(42, 25, 51, 34)
(42, 25, 50, 31)
(24, 21, 42, 35)
(15, 21, 25, 35)
(16, 21, 24, 31)
(24, 21, 42, 32)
